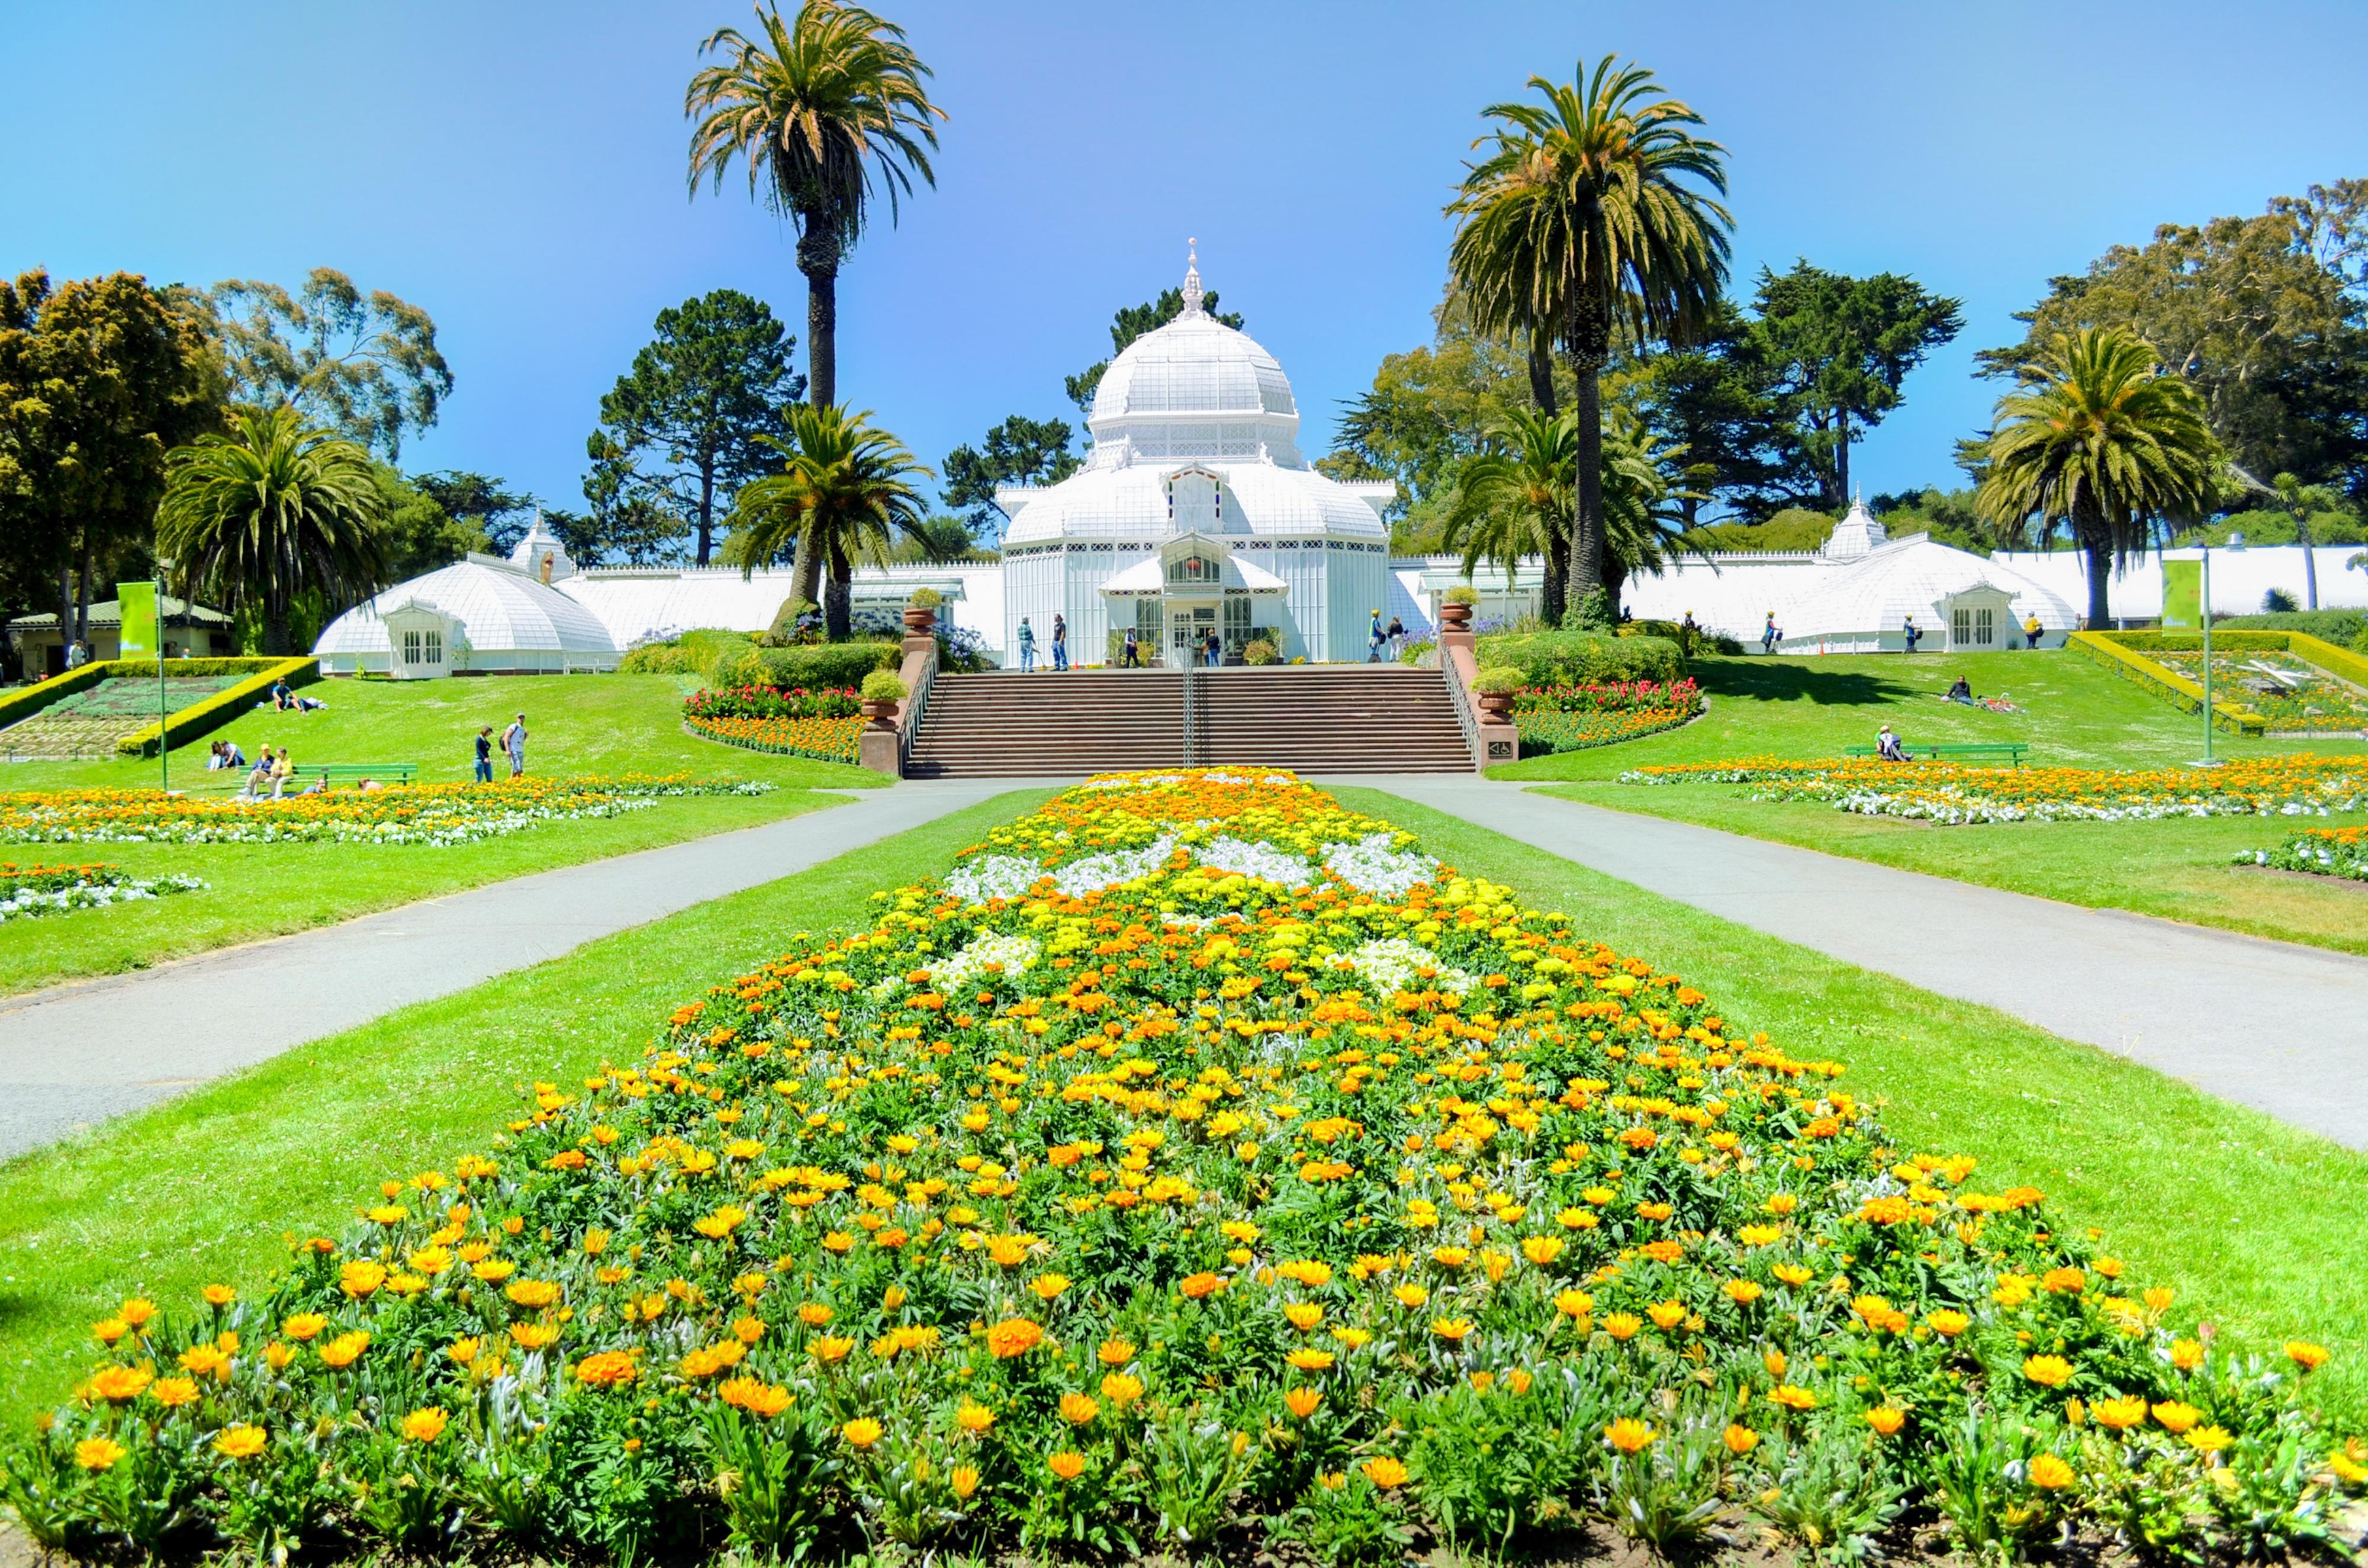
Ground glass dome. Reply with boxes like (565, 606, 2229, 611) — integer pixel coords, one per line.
(1085, 245, 1301, 465)
(314, 559, 620, 672)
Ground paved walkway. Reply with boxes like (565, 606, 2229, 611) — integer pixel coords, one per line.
(0, 781, 1019, 1161)
(1360, 778, 2368, 1151)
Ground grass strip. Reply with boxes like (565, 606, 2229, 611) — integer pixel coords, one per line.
(1339, 787, 2368, 1427)
(0, 788, 1054, 1423)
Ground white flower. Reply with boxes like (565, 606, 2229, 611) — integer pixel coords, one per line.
(1192, 835, 1314, 888)
(1323, 833, 1440, 898)
(1332, 937, 1473, 996)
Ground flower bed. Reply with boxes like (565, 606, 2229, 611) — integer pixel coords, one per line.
(686, 713, 867, 764)
(1623, 754, 2368, 824)
(684, 684, 863, 723)
(0, 861, 205, 919)
(9, 769, 2356, 1566)
(2146, 651, 2368, 734)
(1515, 679, 1703, 756)
(2240, 825, 2368, 881)
(0, 775, 774, 848)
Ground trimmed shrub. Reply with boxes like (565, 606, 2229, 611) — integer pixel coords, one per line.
(1478, 629, 1685, 687)
(758, 642, 899, 689)
(1242, 638, 1280, 666)
(860, 669, 908, 703)
(117, 658, 320, 757)
(1469, 664, 1524, 695)
(619, 643, 699, 675)
(2216, 609, 2367, 645)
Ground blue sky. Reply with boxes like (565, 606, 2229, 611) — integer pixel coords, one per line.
(7, 0, 2365, 526)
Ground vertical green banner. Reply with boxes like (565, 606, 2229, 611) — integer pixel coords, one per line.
(2160, 559, 2202, 629)
(117, 580, 159, 658)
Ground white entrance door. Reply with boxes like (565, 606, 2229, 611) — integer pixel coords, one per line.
(1169, 604, 1217, 665)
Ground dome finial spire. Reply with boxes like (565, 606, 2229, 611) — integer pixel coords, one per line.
(1180, 237, 1205, 318)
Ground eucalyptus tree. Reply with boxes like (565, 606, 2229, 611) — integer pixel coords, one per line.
(157, 405, 388, 655)
(1449, 56, 1730, 600)
(724, 402, 931, 639)
(686, 1, 943, 408)
(1977, 328, 2221, 628)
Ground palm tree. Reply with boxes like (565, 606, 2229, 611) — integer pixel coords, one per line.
(2231, 466, 2339, 610)
(725, 402, 931, 640)
(1977, 327, 2221, 629)
(1598, 403, 1711, 608)
(156, 405, 387, 655)
(1449, 56, 1730, 604)
(1440, 405, 1576, 623)
(686, 1, 942, 410)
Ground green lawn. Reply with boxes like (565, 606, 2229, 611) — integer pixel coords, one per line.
(0, 788, 1054, 1427)
(1495, 651, 2368, 955)
(1, 783, 2357, 1438)
(0, 675, 881, 996)
(1338, 790, 2368, 1427)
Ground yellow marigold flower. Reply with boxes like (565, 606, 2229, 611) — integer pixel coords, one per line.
(1285, 1387, 1324, 1419)
(505, 1279, 560, 1310)
(1723, 1424, 1759, 1454)
(1363, 1456, 1409, 1490)
(339, 1260, 386, 1298)
(2170, 1338, 2203, 1371)
(2027, 1454, 2075, 1490)
(1723, 1280, 1763, 1305)
(811, 1335, 854, 1364)
(956, 1400, 995, 1433)
(2092, 1396, 2148, 1431)
(984, 1319, 1044, 1358)
(1276, 1260, 1331, 1287)
(1030, 1274, 1070, 1300)
(842, 1418, 884, 1449)
(1604, 1418, 1658, 1453)
(2285, 1341, 2330, 1371)
(1431, 1246, 1470, 1268)
(448, 1337, 481, 1366)
(1768, 1385, 1818, 1412)
(2022, 1355, 2072, 1389)
(692, 1205, 747, 1239)
(319, 1332, 369, 1370)
(1603, 1312, 1642, 1341)
(401, 1408, 448, 1443)
(951, 1464, 981, 1501)
(282, 1313, 327, 1342)
(2184, 1425, 2232, 1455)
(1098, 1338, 1135, 1366)
(91, 1318, 128, 1345)
(1521, 1236, 1563, 1266)
(2151, 1401, 2200, 1434)
(1392, 1284, 1429, 1309)
(1285, 1348, 1336, 1371)
(1554, 1288, 1594, 1318)
(1647, 1300, 1687, 1330)
(1058, 1392, 1099, 1425)
(1333, 1326, 1373, 1349)
(1100, 1373, 1144, 1408)
(1926, 1308, 1970, 1338)
(510, 1322, 561, 1351)
(2142, 1286, 2174, 1312)
(118, 1297, 156, 1327)
(75, 1438, 125, 1472)
(1430, 1317, 1472, 1342)
(797, 1303, 834, 1326)
(1764, 1348, 1788, 1377)
(201, 1284, 236, 1308)
(1866, 1406, 1906, 1436)
(1048, 1451, 1088, 1482)
(1772, 1264, 1814, 1287)
(264, 1342, 297, 1372)
(214, 1424, 266, 1460)
(149, 1377, 199, 1408)
(1283, 1303, 1323, 1331)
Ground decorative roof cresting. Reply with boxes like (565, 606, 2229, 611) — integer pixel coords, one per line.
(1179, 238, 1205, 318)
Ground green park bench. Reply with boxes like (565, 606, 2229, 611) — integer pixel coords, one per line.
(1843, 741, 2030, 767)
(297, 762, 420, 787)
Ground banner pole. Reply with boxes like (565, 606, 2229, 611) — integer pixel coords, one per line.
(2200, 545, 2213, 765)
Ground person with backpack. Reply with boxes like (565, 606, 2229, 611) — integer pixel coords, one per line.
(501, 714, 527, 777)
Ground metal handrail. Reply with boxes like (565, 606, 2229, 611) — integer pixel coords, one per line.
(1181, 665, 1199, 766)
(897, 643, 938, 774)
(1439, 652, 1483, 771)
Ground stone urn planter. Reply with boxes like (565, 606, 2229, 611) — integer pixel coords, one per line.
(902, 605, 937, 635)
(1475, 690, 1516, 721)
(1439, 600, 1473, 632)
(861, 698, 899, 731)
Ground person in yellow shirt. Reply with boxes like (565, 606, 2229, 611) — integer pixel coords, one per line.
(2023, 613, 2044, 649)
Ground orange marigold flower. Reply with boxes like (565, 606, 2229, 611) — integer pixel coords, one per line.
(1865, 1406, 1906, 1437)
(1285, 1387, 1324, 1419)
(1723, 1424, 1759, 1454)
(2285, 1341, 2330, 1371)
(2027, 1453, 2075, 1490)
(214, 1424, 266, 1460)
(401, 1408, 448, 1443)
(2022, 1355, 2073, 1389)
(1604, 1418, 1658, 1453)
(86, 1366, 152, 1403)
(1048, 1451, 1088, 1482)
(984, 1319, 1044, 1358)
(1058, 1392, 1099, 1425)
(1363, 1456, 1409, 1489)
(575, 1350, 639, 1388)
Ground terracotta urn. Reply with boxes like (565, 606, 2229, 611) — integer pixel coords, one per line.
(1439, 601, 1473, 631)
(861, 698, 899, 731)
(902, 605, 937, 635)
(1475, 690, 1515, 720)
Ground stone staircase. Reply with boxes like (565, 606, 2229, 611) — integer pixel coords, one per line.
(904, 666, 1473, 778)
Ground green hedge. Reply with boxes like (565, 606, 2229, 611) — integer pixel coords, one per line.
(709, 640, 900, 690)
(2214, 609, 2367, 644)
(1476, 629, 1686, 686)
(117, 657, 320, 757)
(2099, 630, 2293, 653)
(2067, 633, 2262, 735)
(618, 643, 700, 675)
(1, 658, 292, 735)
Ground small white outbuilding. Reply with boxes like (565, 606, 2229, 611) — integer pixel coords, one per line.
(1772, 502, 2079, 655)
(313, 520, 621, 675)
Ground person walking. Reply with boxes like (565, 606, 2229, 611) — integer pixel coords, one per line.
(1386, 615, 1405, 659)
(1051, 613, 1069, 672)
(2023, 612, 2044, 650)
(63, 639, 87, 671)
(1903, 617, 1922, 654)
(1017, 617, 1036, 672)
(1367, 608, 1385, 662)
(502, 713, 527, 777)
(474, 726, 495, 783)
(1122, 625, 1141, 668)
(1761, 612, 1778, 655)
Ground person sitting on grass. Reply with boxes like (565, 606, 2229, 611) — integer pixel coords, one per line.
(1877, 724, 1906, 762)
(1946, 675, 1973, 704)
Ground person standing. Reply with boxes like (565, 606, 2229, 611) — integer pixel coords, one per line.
(474, 726, 495, 783)
(1386, 615, 1405, 659)
(2023, 612, 2043, 650)
(1903, 617, 1922, 654)
(63, 639, 87, 671)
(1122, 625, 1141, 668)
(1017, 617, 1036, 672)
(1368, 608, 1385, 663)
(1051, 613, 1069, 672)
(1762, 612, 1778, 655)
(502, 713, 527, 777)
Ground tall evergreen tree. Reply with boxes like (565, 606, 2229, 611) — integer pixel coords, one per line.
(1064, 285, 1242, 414)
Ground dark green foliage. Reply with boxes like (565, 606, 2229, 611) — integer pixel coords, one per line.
(411, 471, 536, 553)
(940, 415, 1078, 536)
(1066, 285, 1242, 413)
(1479, 629, 1685, 685)
(2216, 609, 2367, 643)
(201, 269, 451, 462)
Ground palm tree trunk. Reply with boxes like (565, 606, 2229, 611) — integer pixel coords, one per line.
(1542, 546, 1567, 627)
(2081, 537, 2112, 630)
(263, 585, 291, 658)
(789, 526, 822, 616)
(823, 539, 852, 642)
(1568, 355, 1606, 601)
(2296, 508, 2318, 609)
(1527, 330, 1558, 417)
(797, 226, 839, 409)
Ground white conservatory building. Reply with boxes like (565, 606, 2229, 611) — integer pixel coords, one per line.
(313, 519, 622, 676)
(993, 249, 1395, 665)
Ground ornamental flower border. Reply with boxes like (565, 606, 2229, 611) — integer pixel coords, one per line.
(0, 862, 205, 919)
(5, 769, 2357, 1566)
